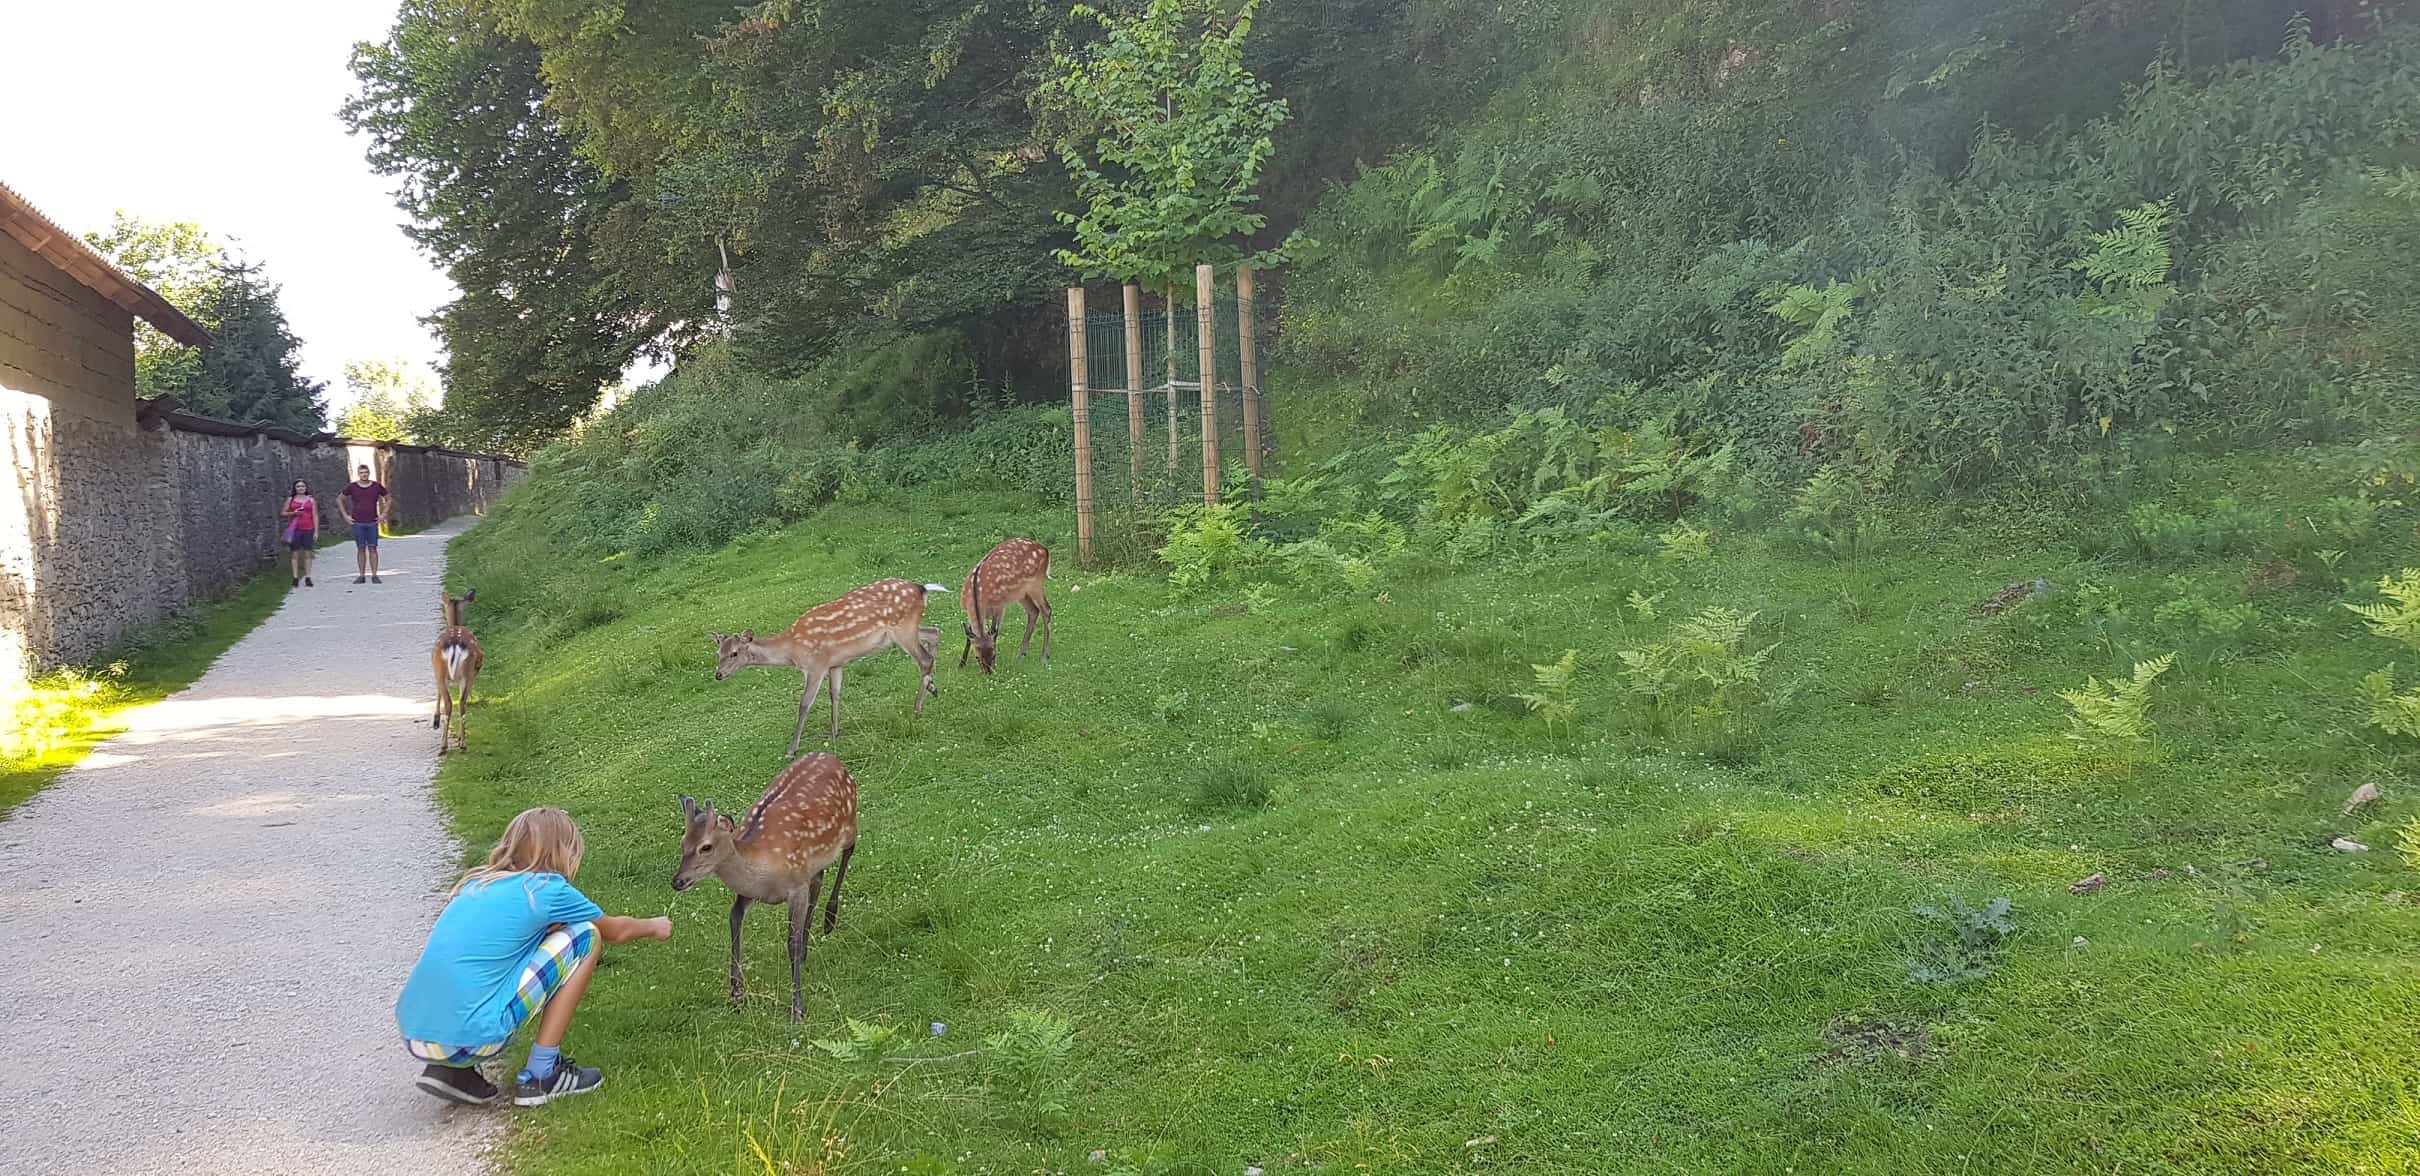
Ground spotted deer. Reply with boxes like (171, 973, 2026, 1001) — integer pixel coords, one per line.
(431, 589, 481, 753)
(672, 752, 858, 1022)
(960, 538, 1053, 674)
(711, 578, 946, 755)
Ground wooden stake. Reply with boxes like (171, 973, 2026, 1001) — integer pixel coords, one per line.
(1067, 287, 1095, 563)
(1196, 264, 1220, 505)
(1122, 282, 1144, 488)
(1237, 265, 1262, 485)
(1164, 284, 1180, 477)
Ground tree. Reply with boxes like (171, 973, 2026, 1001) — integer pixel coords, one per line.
(344, 0, 657, 452)
(1041, 0, 1293, 289)
(82, 213, 224, 396)
(84, 214, 324, 430)
(184, 260, 327, 432)
(336, 359, 440, 441)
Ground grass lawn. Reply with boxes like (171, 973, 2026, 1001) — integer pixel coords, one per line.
(434, 444, 2420, 1174)
(0, 570, 292, 817)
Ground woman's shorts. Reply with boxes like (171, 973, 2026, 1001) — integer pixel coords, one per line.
(286, 532, 315, 551)
(403, 921, 597, 1066)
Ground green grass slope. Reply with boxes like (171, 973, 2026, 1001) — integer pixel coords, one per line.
(437, 445, 2420, 1174)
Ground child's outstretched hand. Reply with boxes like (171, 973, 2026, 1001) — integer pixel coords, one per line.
(650, 916, 673, 940)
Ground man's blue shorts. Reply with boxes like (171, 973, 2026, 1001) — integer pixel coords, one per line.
(352, 522, 380, 548)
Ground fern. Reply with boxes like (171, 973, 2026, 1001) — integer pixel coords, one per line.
(1626, 590, 1665, 622)
(1620, 607, 1776, 730)
(2358, 666, 2420, 740)
(2345, 569, 2420, 651)
(1765, 275, 1872, 368)
(2057, 652, 2175, 743)
(1658, 523, 1713, 563)
(2399, 818, 2420, 873)
(1514, 649, 1580, 734)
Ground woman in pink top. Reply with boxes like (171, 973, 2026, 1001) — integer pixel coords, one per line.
(282, 478, 320, 587)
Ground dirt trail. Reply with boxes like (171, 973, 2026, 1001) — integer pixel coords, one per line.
(0, 519, 493, 1176)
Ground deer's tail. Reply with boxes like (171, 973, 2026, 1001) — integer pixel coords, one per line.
(921, 582, 950, 594)
(441, 642, 472, 682)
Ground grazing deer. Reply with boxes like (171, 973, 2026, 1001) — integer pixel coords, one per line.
(961, 538, 1053, 674)
(711, 578, 947, 755)
(431, 589, 482, 753)
(672, 753, 858, 1022)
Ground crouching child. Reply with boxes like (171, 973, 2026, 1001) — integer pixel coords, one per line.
(395, 807, 672, 1106)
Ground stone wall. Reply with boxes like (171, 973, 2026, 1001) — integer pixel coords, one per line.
(0, 229, 524, 678)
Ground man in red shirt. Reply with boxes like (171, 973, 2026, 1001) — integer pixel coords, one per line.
(339, 463, 391, 584)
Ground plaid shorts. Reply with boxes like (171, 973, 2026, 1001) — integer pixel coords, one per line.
(404, 921, 597, 1067)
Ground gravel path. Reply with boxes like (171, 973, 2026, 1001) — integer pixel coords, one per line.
(0, 519, 494, 1176)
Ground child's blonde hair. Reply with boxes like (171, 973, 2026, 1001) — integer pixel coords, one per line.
(455, 807, 585, 894)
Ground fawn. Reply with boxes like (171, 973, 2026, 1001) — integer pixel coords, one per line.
(711, 578, 946, 755)
(960, 538, 1053, 674)
(431, 589, 482, 753)
(672, 753, 858, 1022)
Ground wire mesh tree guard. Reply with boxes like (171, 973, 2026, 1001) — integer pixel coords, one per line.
(1065, 265, 1271, 562)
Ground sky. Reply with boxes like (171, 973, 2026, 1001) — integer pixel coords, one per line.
(0, 0, 452, 411)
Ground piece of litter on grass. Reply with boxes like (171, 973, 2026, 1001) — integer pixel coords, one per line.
(1088, 1151, 1107, 1164)
(2071, 936, 2088, 948)
(2333, 837, 2369, 852)
(1449, 702, 1473, 713)
(2070, 872, 2107, 895)
(2344, 782, 2380, 815)
(1245, 1167, 1265, 1176)
(930, 1022, 947, 1037)
(1465, 1136, 1498, 1148)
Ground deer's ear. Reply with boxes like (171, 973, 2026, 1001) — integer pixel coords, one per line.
(742, 629, 756, 643)
(680, 793, 696, 818)
(463, 589, 476, 603)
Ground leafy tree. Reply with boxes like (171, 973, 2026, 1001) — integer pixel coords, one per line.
(335, 359, 439, 442)
(81, 213, 224, 396)
(84, 215, 323, 430)
(183, 259, 326, 432)
(1041, 0, 1293, 289)
(344, 0, 656, 453)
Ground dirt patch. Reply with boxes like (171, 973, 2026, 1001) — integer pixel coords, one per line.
(1817, 1019, 1940, 1068)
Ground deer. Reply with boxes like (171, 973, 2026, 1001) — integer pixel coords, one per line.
(960, 538, 1053, 674)
(672, 752, 858, 1022)
(431, 589, 482, 753)
(711, 578, 947, 756)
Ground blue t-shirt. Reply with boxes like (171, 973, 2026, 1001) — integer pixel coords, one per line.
(394, 872, 603, 1047)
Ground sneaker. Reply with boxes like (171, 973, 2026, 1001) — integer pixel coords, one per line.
(372, 575, 383, 584)
(354, 576, 366, 584)
(291, 576, 299, 587)
(415, 1063, 501, 1106)
(305, 576, 314, 587)
(513, 1057, 603, 1106)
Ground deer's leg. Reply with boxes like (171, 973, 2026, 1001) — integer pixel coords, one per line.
(790, 668, 827, 758)
(790, 875, 823, 1023)
(456, 673, 474, 750)
(958, 624, 972, 668)
(822, 843, 854, 935)
(1040, 597, 1053, 661)
(826, 666, 843, 741)
(911, 626, 939, 711)
(432, 660, 447, 732)
(727, 895, 751, 1009)
(1018, 598, 1039, 658)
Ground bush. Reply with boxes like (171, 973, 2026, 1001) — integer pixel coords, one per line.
(1284, 20, 2420, 488)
